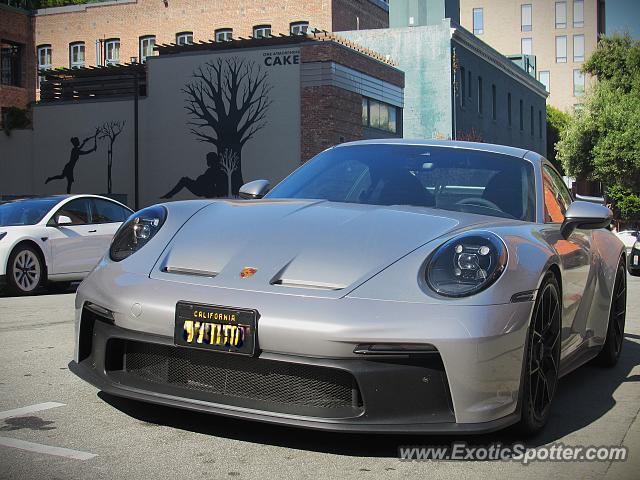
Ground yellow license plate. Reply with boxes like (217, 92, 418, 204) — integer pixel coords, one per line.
(174, 302, 257, 355)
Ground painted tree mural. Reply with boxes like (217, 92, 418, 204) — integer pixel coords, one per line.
(99, 121, 125, 194)
(183, 56, 272, 195)
(220, 148, 239, 197)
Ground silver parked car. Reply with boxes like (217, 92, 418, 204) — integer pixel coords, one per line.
(70, 140, 627, 435)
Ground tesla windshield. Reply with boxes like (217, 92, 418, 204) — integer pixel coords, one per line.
(267, 144, 536, 221)
(0, 197, 61, 226)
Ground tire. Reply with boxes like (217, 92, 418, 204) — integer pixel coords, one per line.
(595, 260, 627, 367)
(518, 272, 562, 436)
(6, 244, 46, 296)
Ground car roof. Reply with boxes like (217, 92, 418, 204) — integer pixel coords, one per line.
(334, 139, 533, 160)
(0, 194, 132, 211)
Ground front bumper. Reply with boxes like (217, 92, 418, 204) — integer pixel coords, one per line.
(72, 268, 535, 430)
(70, 309, 521, 434)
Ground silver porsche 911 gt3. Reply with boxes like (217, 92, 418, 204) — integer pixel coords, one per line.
(70, 140, 627, 435)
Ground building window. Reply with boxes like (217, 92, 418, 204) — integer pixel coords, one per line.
(215, 28, 233, 42)
(37, 44, 52, 86)
(519, 99, 524, 131)
(573, 69, 585, 96)
(139, 36, 155, 63)
(508, 92, 512, 126)
(362, 97, 398, 134)
(290, 21, 309, 35)
(573, 0, 584, 27)
(530, 105, 534, 136)
(69, 42, 85, 69)
(555, 2, 567, 28)
(460, 66, 466, 107)
(573, 34, 585, 62)
(253, 25, 272, 39)
(176, 32, 193, 45)
(539, 110, 543, 138)
(521, 37, 532, 55)
(539, 70, 550, 92)
(473, 8, 484, 34)
(1, 41, 23, 87)
(521, 4, 532, 32)
(467, 69, 472, 98)
(556, 36, 567, 63)
(105, 39, 120, 66)
(477, 76, 483, 114)
(491, 84, 496, 120)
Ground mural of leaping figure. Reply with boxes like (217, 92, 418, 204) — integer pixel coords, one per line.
(45, 128, 100, 194)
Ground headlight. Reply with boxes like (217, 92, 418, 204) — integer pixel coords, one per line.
(426, 232, 507, 297)
(109, 205, 167, 262)
(634, 241, 640, 250)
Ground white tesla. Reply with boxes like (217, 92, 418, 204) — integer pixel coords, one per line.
(0, 194, 133, 295)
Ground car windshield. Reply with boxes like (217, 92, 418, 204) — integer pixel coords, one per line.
(0, 198, 61, 226)
(267, 144, 536, 221)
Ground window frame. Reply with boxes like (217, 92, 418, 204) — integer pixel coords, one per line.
(491, 84, 496, 120)
(521, 4, 532, 32)
(290, 21, 310, 35)
(37, 44, 52, 71)
(139, 35, 156, 63)
(555, 1, 567, 29)
(508, 92, 512, 126)
(539, 70, 550, 92)
(521, 37, 533, 56)
(215, 28, 233, 42)
(104, 38, 120, 66)
(176, 31, 194, 45)
(1, 41, 23, 87)
(253, 25, 272, 39)
(573, 69, 585, 97)
(573, 0, 584, 28)
(573, 34, 585, 62)
(519, 99, 524, 131)
(477, 76, 483, 114)
(460, 66, 466, 107)
(472, 8, 484, 35)
(556, 35, 567, 63)
(69, 41, 85, 69)
(362, 97, 399, 134)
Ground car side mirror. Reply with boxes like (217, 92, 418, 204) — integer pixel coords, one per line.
(239, 179, 270, 199)
(55, 215, 73, 226)
(561, 201, 613, 238)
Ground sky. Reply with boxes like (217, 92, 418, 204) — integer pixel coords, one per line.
(606, 0, 640, 39)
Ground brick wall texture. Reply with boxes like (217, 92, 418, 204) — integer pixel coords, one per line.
(0, 6, 36, 110)
(34, 0, 388, 69)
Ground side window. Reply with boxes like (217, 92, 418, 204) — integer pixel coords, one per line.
(543, 166, 572, 223)
(54, 198, 91, 225)
(92, 199, 130, 223)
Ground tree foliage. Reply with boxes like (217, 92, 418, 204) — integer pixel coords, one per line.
(555, 33, 640, 221)
(546, 105, 570, 173)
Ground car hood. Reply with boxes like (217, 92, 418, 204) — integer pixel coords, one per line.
(151, 199, 483, 297)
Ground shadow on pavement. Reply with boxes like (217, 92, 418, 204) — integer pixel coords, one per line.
(98, 335, 640, 458)
(0, 282, 79, 298)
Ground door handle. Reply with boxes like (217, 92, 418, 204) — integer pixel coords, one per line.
(88, 229, 97, 233)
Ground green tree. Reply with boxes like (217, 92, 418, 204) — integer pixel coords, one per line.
(546, 105, 571, 173)
(556, 33, 640, 221)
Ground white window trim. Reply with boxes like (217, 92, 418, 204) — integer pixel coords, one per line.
(105, 39, 120, 66)
(253, 25, 272, 39)
(176, 32, 194, 45)
(139, 36, 155, 63)
(215, 28, 233, 42)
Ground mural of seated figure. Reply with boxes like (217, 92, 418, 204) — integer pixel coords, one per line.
(161, 152, 227, 199)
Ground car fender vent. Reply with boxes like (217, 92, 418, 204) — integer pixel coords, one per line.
(270, 279, 345, 290)
(162, 266, 218, 278)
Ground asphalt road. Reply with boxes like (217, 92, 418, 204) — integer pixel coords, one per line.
(0, 277, 639, 480)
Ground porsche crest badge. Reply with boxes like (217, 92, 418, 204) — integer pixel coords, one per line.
(240, 267, 258, 279)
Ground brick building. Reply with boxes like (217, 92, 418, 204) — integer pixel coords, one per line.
(33, 0, 389, 71)
(0, 3, 36, 116)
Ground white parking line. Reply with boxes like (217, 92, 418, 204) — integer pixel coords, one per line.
(0, 402, 65, 420)
(0, 437, 97, 460)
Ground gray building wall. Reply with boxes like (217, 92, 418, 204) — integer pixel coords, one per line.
(453, 28, 547, 155)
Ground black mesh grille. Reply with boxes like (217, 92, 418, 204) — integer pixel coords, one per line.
(117, 341, 361, 413)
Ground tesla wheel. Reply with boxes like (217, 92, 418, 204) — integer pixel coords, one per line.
(595, 260, 626, 367)
(518, 272, 561, 436)
(6, 245, 45, 296)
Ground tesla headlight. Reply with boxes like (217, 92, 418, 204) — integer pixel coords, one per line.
(109, 205, 167, 262)
(426, 232, 507, 297)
